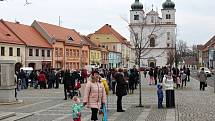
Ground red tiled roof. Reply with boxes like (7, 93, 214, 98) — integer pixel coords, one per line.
(2, 20, 52, 48)
(37, 21, 82, 45)
(203, 35, 215, 50)
(81, 35, 97, 47)
(95, 24, 127, 44)
(0, 21, 24, 45)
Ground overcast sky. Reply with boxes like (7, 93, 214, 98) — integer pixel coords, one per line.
(0, 0, 214, 46)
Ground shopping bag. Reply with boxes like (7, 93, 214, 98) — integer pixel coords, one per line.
(102, 104, 107, 121)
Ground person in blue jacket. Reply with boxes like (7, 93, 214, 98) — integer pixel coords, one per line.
(157, 84, 164, 109)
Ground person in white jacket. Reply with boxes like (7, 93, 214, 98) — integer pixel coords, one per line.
(162, 71, 175, 108)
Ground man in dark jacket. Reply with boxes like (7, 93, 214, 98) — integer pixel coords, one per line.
(186, 68, 190, 82)
(63, 69, 71, 100)
(115, 68, 127, 112)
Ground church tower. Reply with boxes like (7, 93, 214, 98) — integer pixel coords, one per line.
(130, 0, 144, 24)
(161, 0, 176, 24)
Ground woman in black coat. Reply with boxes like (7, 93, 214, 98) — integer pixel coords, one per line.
(115, 68, 128, 112)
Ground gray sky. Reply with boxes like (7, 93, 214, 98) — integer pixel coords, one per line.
(0, 0, 214, 46)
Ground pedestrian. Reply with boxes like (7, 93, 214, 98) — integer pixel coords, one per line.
(133, 66, 139, 89)
(163, 71, 175, 108)
(154, 67, 158, 85)
(38, 71, 47, 89)
(198, 68, 207, 91)
(48, 70, 56, 89)
(63, 69, 71, 100)
(186, 68, 190, 82)
(157, 84, 163, 109)
(128, 69, 135, 94)
(19, 69, 27, 89)
(181, 71, 187, 87)
(111, 68, 117, 94)
(176, 75, 181, 89)
(144, 69, 147, 78)
(72, 96, 84, 121)
(115, 68, 128, 112)
(83, 71, 106, 121)
(149, 68, 154, 85)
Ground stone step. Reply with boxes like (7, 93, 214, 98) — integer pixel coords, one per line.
(1, 113, 33, 121)
(0, 112, 16, 120)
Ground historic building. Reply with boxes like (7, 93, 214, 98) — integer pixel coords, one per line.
(32, 21, 90, 70)
(0, 20, 26, 71)
(2, 20, 52, 70)
(129, 0, 177, 67)
(89, 24, 131, 68)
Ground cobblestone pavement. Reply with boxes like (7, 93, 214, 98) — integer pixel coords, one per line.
(1, 74, 215, 121)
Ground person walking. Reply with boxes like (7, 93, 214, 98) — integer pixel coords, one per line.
(186, 68, 190, 82)
(63, 69, 71, 100)
(83, 71, 106, 121)
(38, 71, 47, 89)
(154, 67, 158, 85)
(149, 68, 154, 85)
(144, 69, 147, 78)
(128, 69, 135, 94)
(111, 68, 117, 94)
(19, 69, 27, 89)
(163, 71, 175, 108)
(115, 68, 128, 112)
(198, 68, 207, 91)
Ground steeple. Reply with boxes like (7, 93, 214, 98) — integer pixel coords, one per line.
(131, 0, 143, 10)
(162, 0, 175, 9)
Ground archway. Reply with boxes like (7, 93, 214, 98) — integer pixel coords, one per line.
(148, 57, 156, 68)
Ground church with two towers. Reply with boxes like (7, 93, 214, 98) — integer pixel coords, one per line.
(129, 0, 177, 67)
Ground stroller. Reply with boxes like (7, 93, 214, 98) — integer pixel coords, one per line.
(68, 81, 81, 99)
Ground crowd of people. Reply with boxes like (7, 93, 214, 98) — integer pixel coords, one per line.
(15, 65, 209, 121)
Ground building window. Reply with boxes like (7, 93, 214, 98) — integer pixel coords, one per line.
(29, 48, 33, 56)
(47, 50, 50, 57)
(134, 15, 139, 20)
(59, 48, 63, 57)
(55, 48, 58, 57)
(70, 49, 73, 57)
(113, 45, 116, 50)
(66, 49, 69, 57)
(68, 36, 74, 43)
(167, 32, 170, 40)
(150, 37, 155, 47)
(42, 50, 45, 57)
(166, 14, 171, 19)
(77, 50, 79, 57)
(9, 47, 13, 56)
(17, 48, 20, 57)
(1, 47, 5, 56)
(36, 49, 39, 56)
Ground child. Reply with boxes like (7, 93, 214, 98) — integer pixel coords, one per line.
(176, 76, 181, 89)
(72, 96, 84, 121)
(157, 84, 164, 109)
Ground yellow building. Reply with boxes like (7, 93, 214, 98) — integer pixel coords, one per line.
(90, 47, 101, 66)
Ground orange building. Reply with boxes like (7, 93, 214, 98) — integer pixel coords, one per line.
(32, 21, 89, 70)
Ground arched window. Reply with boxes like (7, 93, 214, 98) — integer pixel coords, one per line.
(150, 37, 155, 47)
(151, 16, 154, 23)
(166, 14, 171, 19)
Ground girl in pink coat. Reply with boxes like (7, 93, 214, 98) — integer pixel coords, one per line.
(83, 71, 106, 121)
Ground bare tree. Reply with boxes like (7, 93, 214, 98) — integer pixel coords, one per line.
(122, 15, 171, 107)
(176, 40, 188, 62)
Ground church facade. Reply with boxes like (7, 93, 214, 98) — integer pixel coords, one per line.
(129, 0, 177, 68)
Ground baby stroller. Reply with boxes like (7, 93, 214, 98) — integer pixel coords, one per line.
(68, 81, 81, 99)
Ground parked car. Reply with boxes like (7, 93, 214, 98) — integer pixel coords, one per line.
(199, 67, 212, 77)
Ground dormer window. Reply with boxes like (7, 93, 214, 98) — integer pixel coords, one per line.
(68, 36, 74, 43)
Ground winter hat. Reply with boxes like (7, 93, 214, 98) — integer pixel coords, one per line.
(72, 96, 80, 103)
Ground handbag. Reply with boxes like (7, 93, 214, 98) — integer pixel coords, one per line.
(75, 82, 81, 89)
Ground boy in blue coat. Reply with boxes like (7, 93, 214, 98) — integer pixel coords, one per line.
(157, 84, 164, 109)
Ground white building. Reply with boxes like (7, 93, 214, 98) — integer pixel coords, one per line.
(129, 0, 177, 67)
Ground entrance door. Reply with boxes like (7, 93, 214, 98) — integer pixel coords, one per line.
(149, 62, 155, 68)
(28, 63, 35, 70)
